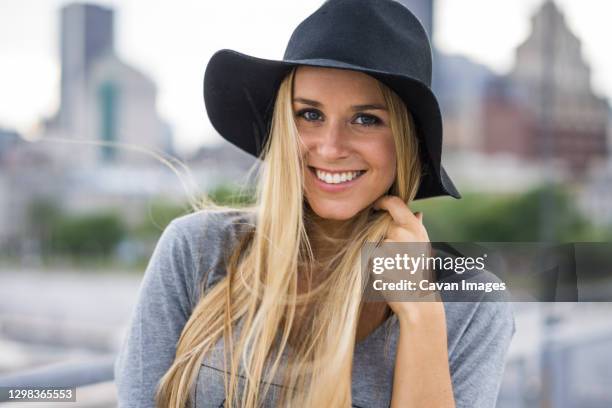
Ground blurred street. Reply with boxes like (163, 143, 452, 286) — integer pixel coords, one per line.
(0, 269, 140, 373)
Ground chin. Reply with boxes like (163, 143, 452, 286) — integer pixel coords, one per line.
(308, 201, 362, 221)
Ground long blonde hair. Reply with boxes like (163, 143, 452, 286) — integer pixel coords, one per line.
(155, 67, 422, 407)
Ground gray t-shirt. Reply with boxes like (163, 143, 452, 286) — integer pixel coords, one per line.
(114, 209, 516, 408)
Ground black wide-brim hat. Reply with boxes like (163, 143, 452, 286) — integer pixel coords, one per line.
(203, 0, 461, 200)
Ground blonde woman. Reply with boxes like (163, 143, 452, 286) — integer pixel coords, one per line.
(114, 0, 515, 407)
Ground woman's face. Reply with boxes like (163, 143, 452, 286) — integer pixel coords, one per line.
(293, 66, 397, 221)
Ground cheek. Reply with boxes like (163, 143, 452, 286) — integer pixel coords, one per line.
(381, 156, 397, 185)
(297, 132, 313, 157)
(370, 136, 397, 179)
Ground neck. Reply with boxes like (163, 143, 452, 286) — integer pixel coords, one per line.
(305, 202, 351, 236)
(304, 203, 361, 265)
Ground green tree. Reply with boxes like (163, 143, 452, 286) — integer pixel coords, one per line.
(206, 183, 256, 206)
(412, 185, 599, 242)
(132, 200, 190, 239)
(51, 212, 126, 257)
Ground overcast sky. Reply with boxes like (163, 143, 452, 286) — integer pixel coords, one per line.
(0, 0, 610, 153)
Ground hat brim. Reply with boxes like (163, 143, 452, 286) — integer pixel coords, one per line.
(203, 49, 461, 200)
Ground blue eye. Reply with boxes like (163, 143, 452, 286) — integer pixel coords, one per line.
(354, 114, 381, 127)
(296, 109, 322, 121)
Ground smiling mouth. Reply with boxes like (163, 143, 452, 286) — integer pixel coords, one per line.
(308, 166, 367, 185)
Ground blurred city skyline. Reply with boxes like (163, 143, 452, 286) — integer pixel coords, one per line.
(1, 0, 611, 154)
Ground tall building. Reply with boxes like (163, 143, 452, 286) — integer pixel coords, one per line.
(59, 4, 114, 131)
(45, 2, 173, 166)
(483, 0, 608, 174)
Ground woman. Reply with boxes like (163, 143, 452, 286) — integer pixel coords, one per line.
(114, 0, 515, 407)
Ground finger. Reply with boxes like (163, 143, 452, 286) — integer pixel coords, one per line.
(387, 224, 418, 241)
(374, 196, 419, 227)
(395, 224, 431, 242)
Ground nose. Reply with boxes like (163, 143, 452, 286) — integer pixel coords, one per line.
(315, 119, 350, 160)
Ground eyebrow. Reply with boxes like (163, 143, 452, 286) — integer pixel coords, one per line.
(293, 97, 388, 111)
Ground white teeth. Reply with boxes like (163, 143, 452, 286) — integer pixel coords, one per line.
(314, 169, 363, 184)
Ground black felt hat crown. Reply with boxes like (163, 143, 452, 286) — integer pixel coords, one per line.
(203, 0, 461, 199)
